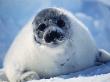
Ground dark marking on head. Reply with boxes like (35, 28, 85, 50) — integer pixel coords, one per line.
(32, 8, 71, 46)
(57, 19, 65, 28)
(34, 35, 41, 44)
(37, 23, 47, 31)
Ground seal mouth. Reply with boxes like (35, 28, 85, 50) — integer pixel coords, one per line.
(44, 30, 64, 43)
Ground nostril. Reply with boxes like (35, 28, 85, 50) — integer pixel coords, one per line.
(44, 31, 63, 43)
(44, 33, 52, 43)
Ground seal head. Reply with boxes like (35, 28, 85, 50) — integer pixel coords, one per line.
(33, 8, 71, 47)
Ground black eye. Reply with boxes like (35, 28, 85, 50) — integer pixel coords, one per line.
(57, 19, 65, 27)
(38, 23, 46, 31)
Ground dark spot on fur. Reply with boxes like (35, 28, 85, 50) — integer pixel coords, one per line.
(60, 63, 65, 66)
(60, 58, 70, 66)
(22, 69, 30, 74)
(67, 58, 70, 61)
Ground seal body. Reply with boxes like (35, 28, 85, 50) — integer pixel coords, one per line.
(4, 8, 100, 82)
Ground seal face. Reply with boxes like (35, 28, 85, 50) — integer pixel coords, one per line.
(33, 8, 71, 47)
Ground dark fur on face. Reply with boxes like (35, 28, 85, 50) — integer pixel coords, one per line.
(32, 8, 71, 47)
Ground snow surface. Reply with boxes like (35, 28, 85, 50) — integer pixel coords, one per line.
(0, 62, 110, 82)
(29, 74, 110, 82)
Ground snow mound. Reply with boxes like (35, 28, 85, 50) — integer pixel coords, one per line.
(29, 73, 110, 82)
(0, 62, 110, 82)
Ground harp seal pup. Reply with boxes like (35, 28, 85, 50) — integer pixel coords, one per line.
(3, 8, 110, 82)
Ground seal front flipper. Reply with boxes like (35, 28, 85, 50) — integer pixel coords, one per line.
(20, 71, 39, 82)
(96, 49, 110, 65)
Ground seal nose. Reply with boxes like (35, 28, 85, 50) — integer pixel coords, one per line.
(44, 30, 64, 43)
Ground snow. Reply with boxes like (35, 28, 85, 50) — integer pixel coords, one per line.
(0, 62, 110, 82)
(29, 74, 110, 82)
(27, 62, 110, 82)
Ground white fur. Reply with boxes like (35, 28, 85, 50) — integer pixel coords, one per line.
(4, 8, 99, 82)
